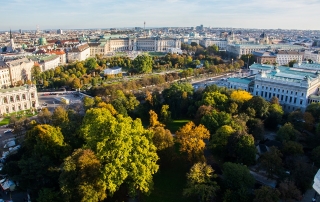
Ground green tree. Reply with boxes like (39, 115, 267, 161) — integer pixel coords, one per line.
(81, 108, 159, 195)
(312, 146, 320, 167)
(282, 141, 303, 157)
(160, 104, 172, 124)
(85, 58, 98, 71)
(83, 96, 95, 110)
(258, 146, 283, 179)
(254, 186, 280, 202)
(247, 118, 264, 141)
(31, 65, 42, 83)
(133, 55, 153, 73)
(222, 162, 255, 202)
(201, 110, 232, 134)
(276, 123, 300, 142)
(210, 125, 234, 154)
(72, 78, 82, 89)
(183, 162, 220, 202)
(245, 96, 270, 118)
(59, 149, 107, 202)
(265, 104, 284, 130)
(37, 188, 60, 202)
(37, 108, 52, 124)
(278, 180, 302, 202)
(202, 91, 228, 111)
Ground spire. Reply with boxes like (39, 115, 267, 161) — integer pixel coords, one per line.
(10, 29, 12, 39)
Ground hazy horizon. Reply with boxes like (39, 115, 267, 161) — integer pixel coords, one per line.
(1, 0, 320, 31)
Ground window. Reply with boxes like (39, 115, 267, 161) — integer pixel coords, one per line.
(31, 93, 35, 98)
(290, 97, 292, 103)
(10, 96, 14, 102)
(261, 91, 263, 96)
(300, 100, 303, 105)
(16, 95, 20, 101)
(4, 97, 8, 104)
(295, 92, 297, 95)
(285, 96, 288, 102)
(302, 93, 304, 96)
(281, 95, 284, 101)
(294, 98, 297, 104)
(291, 91, 293, 95)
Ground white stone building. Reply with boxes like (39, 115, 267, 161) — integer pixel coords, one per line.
(200, 39, 228, 49)
(67, 43, 90, 62)
(276, 50, 303, 66)
(103, 66, 122, 75)
(250, 63, 320, 111)
(304, 50, 320, 63)
(28, 55, 60, 71)
(0, 85, 38, 115)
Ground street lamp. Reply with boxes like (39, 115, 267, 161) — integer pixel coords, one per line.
(231, 58, 234, 66)
(247, 55, 250, 69)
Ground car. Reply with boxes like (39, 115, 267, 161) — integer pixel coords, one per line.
(42, 103, 47, 106)
(4, 129, 13, 134)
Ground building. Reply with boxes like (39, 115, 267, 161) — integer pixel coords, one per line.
(228, 77, 253, 92)
(103, 66, 122, 75)
(227, 44, 305, 58)
(200, 38, 228, 49)
(304, 50, 320, 63)
(57, 29, 63, 35)
(47, 49, 66, 65)
(67, 43, 90, 62)
(0, 85, 39, 115)
(28, 54, 60, 71)
(88, 42, 107, 56)
(0, 58, 34, 87)
(250, 63, 320, 111)
(276, 50, 303, 66)
(252, 51, 277, 64)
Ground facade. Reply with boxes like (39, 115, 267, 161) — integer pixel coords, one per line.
(88, 42, 107, 56)
(227, 44, 305, 58)
(67, 43, 90, 62)
(2, 58, 34, 87)
(47, 50, 66, 65)
(28, 55, 60, 71)
(250, 63, 320, 111)
(276, 50, 303, 66)
(0, 85, 38, 115)
(252, 51, 276, 64)
(304, 50, 320, 63)
(200, 38, 228, 49)
(228, 78, 253, 91)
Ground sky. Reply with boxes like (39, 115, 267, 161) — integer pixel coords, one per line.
(1, 0, 320, 31)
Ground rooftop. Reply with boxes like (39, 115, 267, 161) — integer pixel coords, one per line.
(228, 77, 253, 84)
(0, 85, 35, 93)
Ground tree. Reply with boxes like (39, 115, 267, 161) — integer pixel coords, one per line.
(52, 106, 69, 126)
(37, 108, 52, 124)
(85, 58, 98, 71)
(264, 104, 284, 130)
(37, 188, 60, 202)
(72, 78, 82, 89)
(25, 124, 68, 160)
(83, 96, 95, 110)
(282, 141, 303, 157)
(230, 90, 252, 104)
(245, 96, 270, 118)
(278, 180, 302, 202)
(276, 123, 300, 142)
(258, 146, 283, 179)
(202, 91, 228, 111)
(151, 126, 174, 151)
(183, 162, 220, 202)
(31, 65, 41, 83)
(133, 55, 153, 73)
(160, 105, 172, 124)
(201, 110, 232, 134)
(176, 121, 210, 161)
(210, 125, 234, 154)
(247, 118, 264, 141)
(81, 108, 159, 195)
(288, 60, 297, 67)
(222, 162, 255, 202)
(254, 186, 280, 202)
(59, 149, 107, 202)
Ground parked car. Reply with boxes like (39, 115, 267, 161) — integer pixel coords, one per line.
(3, 130, 13, 134)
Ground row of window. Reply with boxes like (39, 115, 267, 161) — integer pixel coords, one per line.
(0, 93, 34, 104)
(256, 85, 304, 96)
(0, 101, 36, 114)
(256, 90, 304, 105)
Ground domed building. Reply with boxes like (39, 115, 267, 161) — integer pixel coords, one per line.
(38, 37, 47, 46)
(258, 32, 270, 45)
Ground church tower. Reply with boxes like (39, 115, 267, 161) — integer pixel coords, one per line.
(6, 29, 15, 52)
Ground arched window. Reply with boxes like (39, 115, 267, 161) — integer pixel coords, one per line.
(4, 97, 8, 104)
(31, 93, 35, 98)
(12, 105, 15, 111)
(16, 95, 20, 101)
(32, 101, 35, 107)
(22, 94, 26, 100)
(10, 96, 14, 102)
(24, 103, 27, 109)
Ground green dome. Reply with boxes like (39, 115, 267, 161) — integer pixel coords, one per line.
(38, 37, 47, 45)
(21, 44, 27, 49)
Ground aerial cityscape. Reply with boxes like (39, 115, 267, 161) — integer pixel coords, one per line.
(1, 1, 320, 202)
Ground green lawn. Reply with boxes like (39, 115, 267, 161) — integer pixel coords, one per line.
(148, 52, 166, 57)
(0, 110, 37, 126)
(141, 157, 195, 202)
(166, 119, 191, 133)
(0, 118, 9, 126)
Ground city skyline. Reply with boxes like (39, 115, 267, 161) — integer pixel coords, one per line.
(1, 0, 320, 31)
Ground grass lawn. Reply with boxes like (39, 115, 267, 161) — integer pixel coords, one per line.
(148, 52, 166, 57)
(0, 110, 38, 126)
(141, 156, 195, 202)
(0, 118, 9, 126)
(166, 119, 191, 133)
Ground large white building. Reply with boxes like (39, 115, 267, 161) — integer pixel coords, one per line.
(250, 63, 320, 111)
(28, 54, 60, 71)
(0, 58, 34, 88)
(67, 43, 90, 62)
(200, 38, 228, 49)
(276, 50, 304, 66)
(0, 85, 38, 115)
(227, 44, 305, 58)
(304, 50, 320, 63)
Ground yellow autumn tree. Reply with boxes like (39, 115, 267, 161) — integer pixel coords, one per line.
(176, 121, 210, 162)
(230, 90, 253, 104)
(149, 110, 164, 128)
(96, 102, 117, 115)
